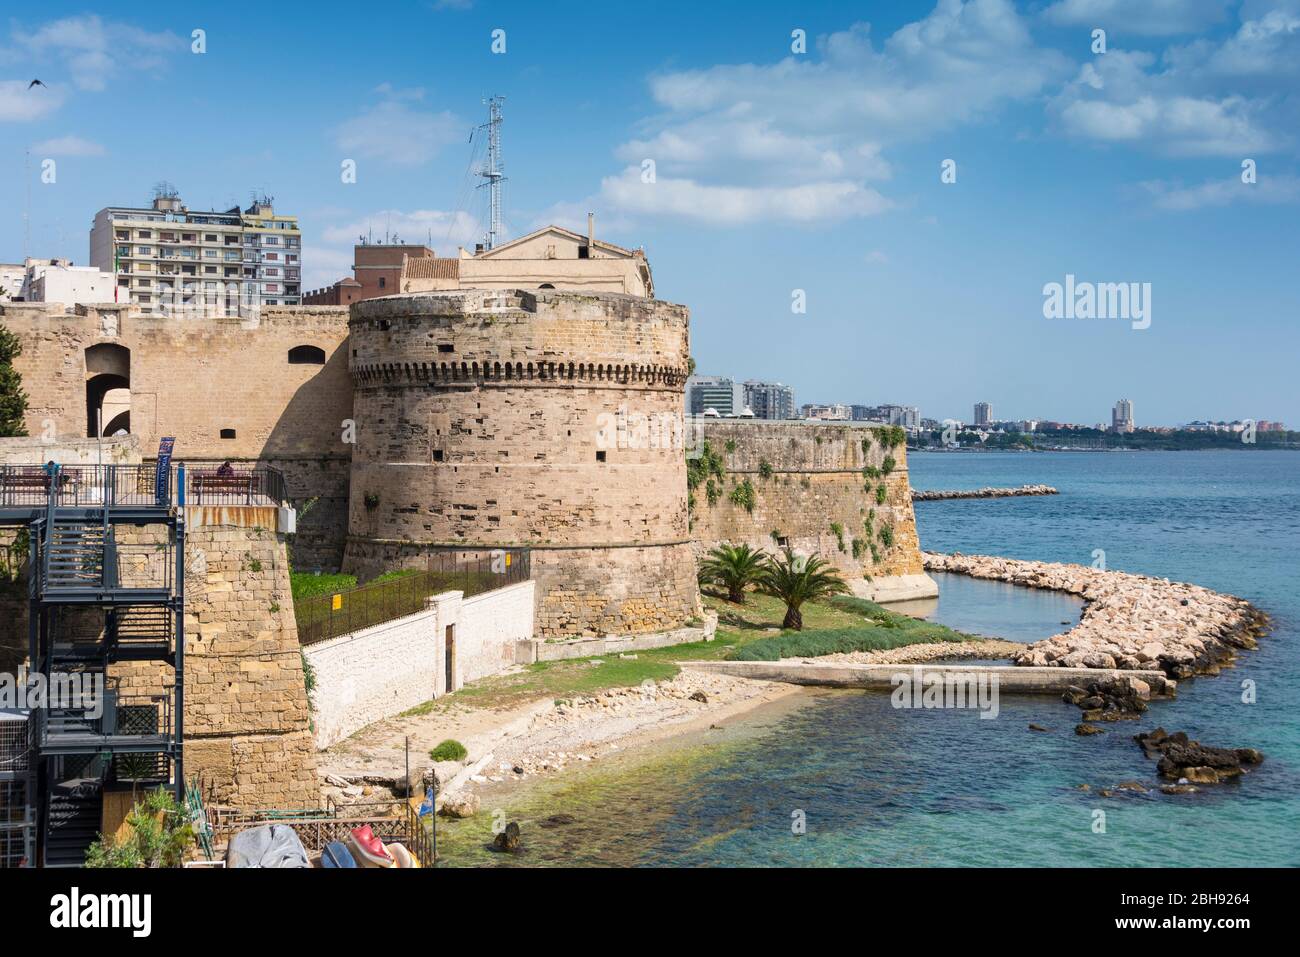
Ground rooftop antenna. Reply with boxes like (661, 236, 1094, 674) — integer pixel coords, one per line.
(475, 95, 506, 249)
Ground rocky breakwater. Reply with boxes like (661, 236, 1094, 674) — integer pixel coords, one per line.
(923, 552, 1267, 678)
(912, 484, 1057, 501)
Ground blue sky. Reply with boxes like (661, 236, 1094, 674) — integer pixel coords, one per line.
(2, 0, 1298, 426)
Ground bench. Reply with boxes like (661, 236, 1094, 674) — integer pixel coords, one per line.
(189, 472, 258, 503)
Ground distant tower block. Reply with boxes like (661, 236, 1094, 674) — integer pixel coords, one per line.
(342, 289, 701, 638)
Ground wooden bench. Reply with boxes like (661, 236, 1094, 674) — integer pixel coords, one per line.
(1, 470, 73, 496)
(189, 472, 257, 502)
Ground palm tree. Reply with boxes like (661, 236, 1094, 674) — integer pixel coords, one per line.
(759, 548, 848, 631)
(698, 543, 767, 604)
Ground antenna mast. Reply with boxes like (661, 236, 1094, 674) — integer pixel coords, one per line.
(476, 96, 506, 249)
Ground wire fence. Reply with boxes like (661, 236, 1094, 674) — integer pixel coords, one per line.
(295, 548, 531, 646)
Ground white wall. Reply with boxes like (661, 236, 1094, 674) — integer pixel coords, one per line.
(303, 581, 534, 749)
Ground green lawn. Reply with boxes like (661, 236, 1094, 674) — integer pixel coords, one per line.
(401, 589, 977, 713)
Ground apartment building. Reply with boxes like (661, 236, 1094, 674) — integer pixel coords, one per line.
(743, 380, 795, 421)
(89, 187, 302, 315)
(687, 376, 748, 417)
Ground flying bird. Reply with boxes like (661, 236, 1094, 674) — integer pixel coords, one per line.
(28, 79, 46, 89)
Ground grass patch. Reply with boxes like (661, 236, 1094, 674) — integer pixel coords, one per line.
(290, 571, 357, 601)
(727, 593, 980, 661)
(430, 739, 468, 762)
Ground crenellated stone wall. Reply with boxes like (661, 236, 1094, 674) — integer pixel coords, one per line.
(341, 289, 701, 637)
(690, 419, 936, 602)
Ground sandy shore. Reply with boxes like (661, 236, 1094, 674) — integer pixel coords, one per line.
(317, 668, 807, 805)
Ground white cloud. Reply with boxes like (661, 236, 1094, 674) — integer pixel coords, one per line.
(7, 15, 179, 92)
(333, 86, 465, 166)
(31, 134, 104, 156)
(598, 167, 891, 226)
(1043, 0, 1234, 35)
(305, 208, 485, 290)
(585, 0, 1068, 227)
(0, 79, 65, 121)
(1140, 173, 1300, 210)
(1049, 50, 1279, 154)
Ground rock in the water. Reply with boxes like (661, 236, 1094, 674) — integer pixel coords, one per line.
(491, 821, 522, 852)
(1075, 723, 1105, 736)
(1028, 723, 1050, 732)
(1161, 783, 1198, 795)
(1135, 727, 1264, 783)
(438, 792, 481, 818)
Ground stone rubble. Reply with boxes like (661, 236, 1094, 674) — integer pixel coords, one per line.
(923, 552, 1266, 677)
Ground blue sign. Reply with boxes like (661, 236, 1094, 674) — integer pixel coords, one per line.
(156, 437, 175, 505)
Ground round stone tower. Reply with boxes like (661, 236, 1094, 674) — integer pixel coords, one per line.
(343, 289, 700, 637)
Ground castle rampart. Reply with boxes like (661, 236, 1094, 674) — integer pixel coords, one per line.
(342, 289, 701, 637)
(690, 419, 935, 602)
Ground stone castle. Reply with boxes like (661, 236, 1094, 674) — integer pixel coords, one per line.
(1, 249, 933, 807)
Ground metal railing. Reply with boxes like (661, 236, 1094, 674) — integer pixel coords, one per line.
(184, 466, 287, 507)
(296, 548, 531, 646)
(0, 464, 173, 510)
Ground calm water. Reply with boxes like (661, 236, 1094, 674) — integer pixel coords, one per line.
(440, 451, 1299, 867)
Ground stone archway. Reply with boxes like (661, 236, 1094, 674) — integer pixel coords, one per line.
(85, 343, 131, 437)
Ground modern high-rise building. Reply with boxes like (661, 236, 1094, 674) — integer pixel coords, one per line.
(1112, 399, 1135, 433)
(90, 186, 302, 315)
(852, 404, 920, 430)
(974, 402, 992, 428)
(686, 375, 748, 416)
(743, 380, 795, 420)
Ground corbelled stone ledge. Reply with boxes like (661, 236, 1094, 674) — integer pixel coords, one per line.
(923, 552, 1268, 677)
(912, 484, 1058, 501)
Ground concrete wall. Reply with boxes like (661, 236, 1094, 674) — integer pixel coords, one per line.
(690, 419, 934, 601)
(0, 433, 140, 466)
(304, 580, 535, 748)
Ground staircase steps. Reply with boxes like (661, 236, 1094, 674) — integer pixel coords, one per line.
(44, 779, 103, 868)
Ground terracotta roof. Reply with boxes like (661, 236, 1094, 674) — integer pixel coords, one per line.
(403, 257, 460, 279)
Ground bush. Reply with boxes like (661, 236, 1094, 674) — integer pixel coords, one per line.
(729, 479, 756, 513)
(85, 787, 193, 868)
(430, 739, 468, 762)
(879, 524, 895, 548)
(881, 455, 896, 475)
(758, 460, 774, 480)
(875, 484, 888, 505)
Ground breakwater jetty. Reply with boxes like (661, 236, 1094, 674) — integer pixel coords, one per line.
(923, 552, 1267, 677)
(912, 484, 1058, 501)
(681, 660, 1171, 696)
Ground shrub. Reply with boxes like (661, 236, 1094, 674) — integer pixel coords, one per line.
(729, 479, 757, 513)
(364, 491, 380, 511)
(85, 787, 193, 868)
(829, 522, 845, 551)
(881, 455, 896, 475)
(851, 537, 865, 559)
(758, 460, 774, 480)
(875, 484, 888, 505)
(430, 739, 468, 762)
(879, 524, 895, 548)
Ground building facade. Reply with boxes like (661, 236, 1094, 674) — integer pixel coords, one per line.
(974, 401, 992, 428)
(1112, 399, 1135, 433)
(90, 188, 302, 315)
(743, 380, 795, 420)
(801, 403, 851, 420)
(687, 375, 747, 416)
(0, 258, 116, 304)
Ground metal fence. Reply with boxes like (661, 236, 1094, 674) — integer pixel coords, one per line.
(0, 464, 172, 509)
(183, 466, 288, 507)
(295, 548, 531, 646)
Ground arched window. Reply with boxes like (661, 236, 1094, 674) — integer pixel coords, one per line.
(539, 283, 555, 289)
(288, 344, 326, 365)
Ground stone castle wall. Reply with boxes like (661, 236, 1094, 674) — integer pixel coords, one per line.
(111, 515, 318, 808)
(690, 420, 934, 601)
(341, 289, 701, 637)
(3, 302, 353, 569)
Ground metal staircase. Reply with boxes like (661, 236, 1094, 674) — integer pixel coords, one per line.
(8, 463, 187, 868)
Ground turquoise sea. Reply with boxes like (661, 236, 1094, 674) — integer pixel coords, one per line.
(439, 450, 1299, 867)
